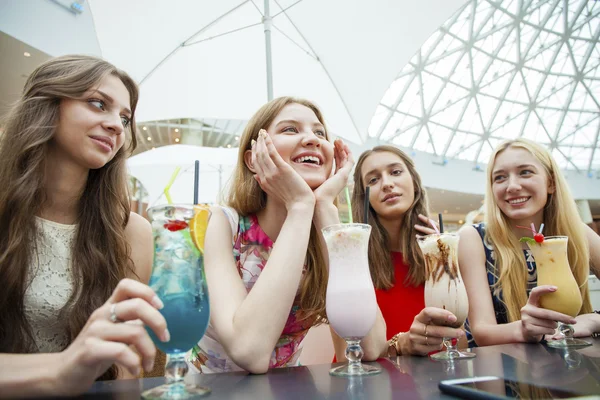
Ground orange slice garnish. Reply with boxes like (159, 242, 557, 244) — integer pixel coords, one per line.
(190, 205, 210, 253)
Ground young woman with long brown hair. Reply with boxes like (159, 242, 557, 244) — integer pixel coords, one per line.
(459, 138, 600, 346)
(332, 145, 465, 360)
(0, 55, 168, 397)
(188, 96, 386, 374)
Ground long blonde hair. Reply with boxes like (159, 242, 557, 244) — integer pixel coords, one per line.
(0, 55, 138, 380)
(484, 138, 591, 322)
(227, 96, 328, 323)
(352, 145, 430, 289)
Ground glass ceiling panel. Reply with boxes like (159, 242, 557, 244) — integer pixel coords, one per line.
(371, 0, 600, 174)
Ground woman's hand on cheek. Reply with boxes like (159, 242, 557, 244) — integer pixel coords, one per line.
(313, 139, 354, 204)
(252, 129, 315, 210)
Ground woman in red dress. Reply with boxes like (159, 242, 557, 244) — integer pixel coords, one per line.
(331, 145, 465, 359)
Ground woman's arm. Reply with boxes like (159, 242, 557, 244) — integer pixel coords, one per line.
(458, 225, 523, 345)
(584, 223, 600, 279)
(125, 212, 154, 283)
(204, 132, 318, 374)
(458, 226, 577, 345)
(313, 139, 354, 230)
(330, 307, 387, 362)
(0, 280, 167, 398)
(0, 353, 62, 397)
(205, 205, 314, 374)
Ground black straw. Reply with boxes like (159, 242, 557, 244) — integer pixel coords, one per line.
(364, 186, 370, 224)
(193, 160, 200, 205)
(438, 213, 444, 233)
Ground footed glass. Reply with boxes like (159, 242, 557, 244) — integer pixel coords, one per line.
(324, 223, 381, 377)
(418, 233, 475, 361)
(142, 204, 212, 399)
(525, 236, 591, 349)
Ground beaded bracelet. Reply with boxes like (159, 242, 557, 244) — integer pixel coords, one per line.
(593, 310, 600, 338)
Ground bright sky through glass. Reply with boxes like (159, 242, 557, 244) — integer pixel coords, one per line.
(369, 0, 600, 174)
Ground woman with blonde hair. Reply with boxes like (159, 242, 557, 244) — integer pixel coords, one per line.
(333, 145, 465, 360)
(459, 138, 600, 346)
(0, 55, 168, 397)
(189, 96, 386, 374)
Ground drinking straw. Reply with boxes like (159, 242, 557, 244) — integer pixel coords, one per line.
(163, 166, 181, 205)
(530, 222, 537, 234)
(193, 160, 200, 205)
(539, 223, 545, 235)
(344, 186, 353, 223)
(438, 213, 444, 234)
(363, 186, 370, 224)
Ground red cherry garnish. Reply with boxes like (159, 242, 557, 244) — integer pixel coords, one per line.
(164, 220, 188, 232)
(534, 233, 544, 243)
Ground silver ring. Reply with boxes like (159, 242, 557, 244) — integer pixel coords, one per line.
(109, 303, 121, 323)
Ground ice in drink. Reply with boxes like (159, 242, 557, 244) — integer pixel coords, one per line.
(147, 205, 211, 353)
(525, 236, 582, 317)
(325, 224, 377, 339)
(418, 233, 469, 327)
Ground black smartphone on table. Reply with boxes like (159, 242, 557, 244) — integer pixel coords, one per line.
(438, 376, 595, 399)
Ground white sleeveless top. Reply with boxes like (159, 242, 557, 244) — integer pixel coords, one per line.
(23, 217, 76, 352)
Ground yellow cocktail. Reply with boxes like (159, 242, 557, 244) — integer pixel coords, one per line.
(525, 236, 590, 348)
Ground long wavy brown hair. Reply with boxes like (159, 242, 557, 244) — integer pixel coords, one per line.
(484, 138, 591, 322)
(352, 145, 430, 289)
(0, 55, 139, 380)
(227, 96, 328, 324)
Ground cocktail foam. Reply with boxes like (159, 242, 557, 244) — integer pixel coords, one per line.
(323, 226, 370, 257)
(418, 234, 459, 256)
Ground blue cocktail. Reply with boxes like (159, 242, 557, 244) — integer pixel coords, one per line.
(143, 204, 211, 399)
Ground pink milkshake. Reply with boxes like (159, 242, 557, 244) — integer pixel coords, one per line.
(323, 223, 381, 377)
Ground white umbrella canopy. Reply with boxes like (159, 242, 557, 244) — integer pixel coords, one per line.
(89, 0, 466, 144)
(127, 145, 239, 206)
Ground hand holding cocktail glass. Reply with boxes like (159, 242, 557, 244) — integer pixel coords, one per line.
(418, 214, 475, 361)
(519, 229, 591, 349)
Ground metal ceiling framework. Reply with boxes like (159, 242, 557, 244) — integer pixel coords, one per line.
(132, 118, 244, 155)
(370, 0, 600, 175)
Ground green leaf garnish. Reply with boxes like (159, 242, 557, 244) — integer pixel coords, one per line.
(519, 237, 537, 245)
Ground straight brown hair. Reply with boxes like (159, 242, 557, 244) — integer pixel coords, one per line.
(0, 55, 139, 380)
(352, 145, 430, 289)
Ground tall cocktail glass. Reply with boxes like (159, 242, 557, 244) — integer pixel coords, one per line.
(525, 236, 590, 348)
(142, 204, 212, 399)
(418, 233, 474, 361)
(324, 223, 381, 377)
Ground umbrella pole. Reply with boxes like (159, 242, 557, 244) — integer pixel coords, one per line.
(263, 0, 274, 100)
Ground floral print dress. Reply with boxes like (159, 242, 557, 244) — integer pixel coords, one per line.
(188, 207, 313, 373)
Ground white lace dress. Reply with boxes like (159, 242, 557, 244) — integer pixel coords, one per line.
(23, 217, 76, 352)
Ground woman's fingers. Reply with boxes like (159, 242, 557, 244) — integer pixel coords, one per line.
(415, 224, 436, 235)
(256, 130, 277, 176)
(522, 304, 577, 325)
(81, 337, 142, 377)
(262, 130, 290, 172)
(87, 320, 157, 373)
(415, 214, 438, 235)
(108, 279, 163, 309)
(416, 307, 458, 327)
(251, 138, 265, 179)
(106, 298, 169, 342)
(419, 323, 464, 340)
